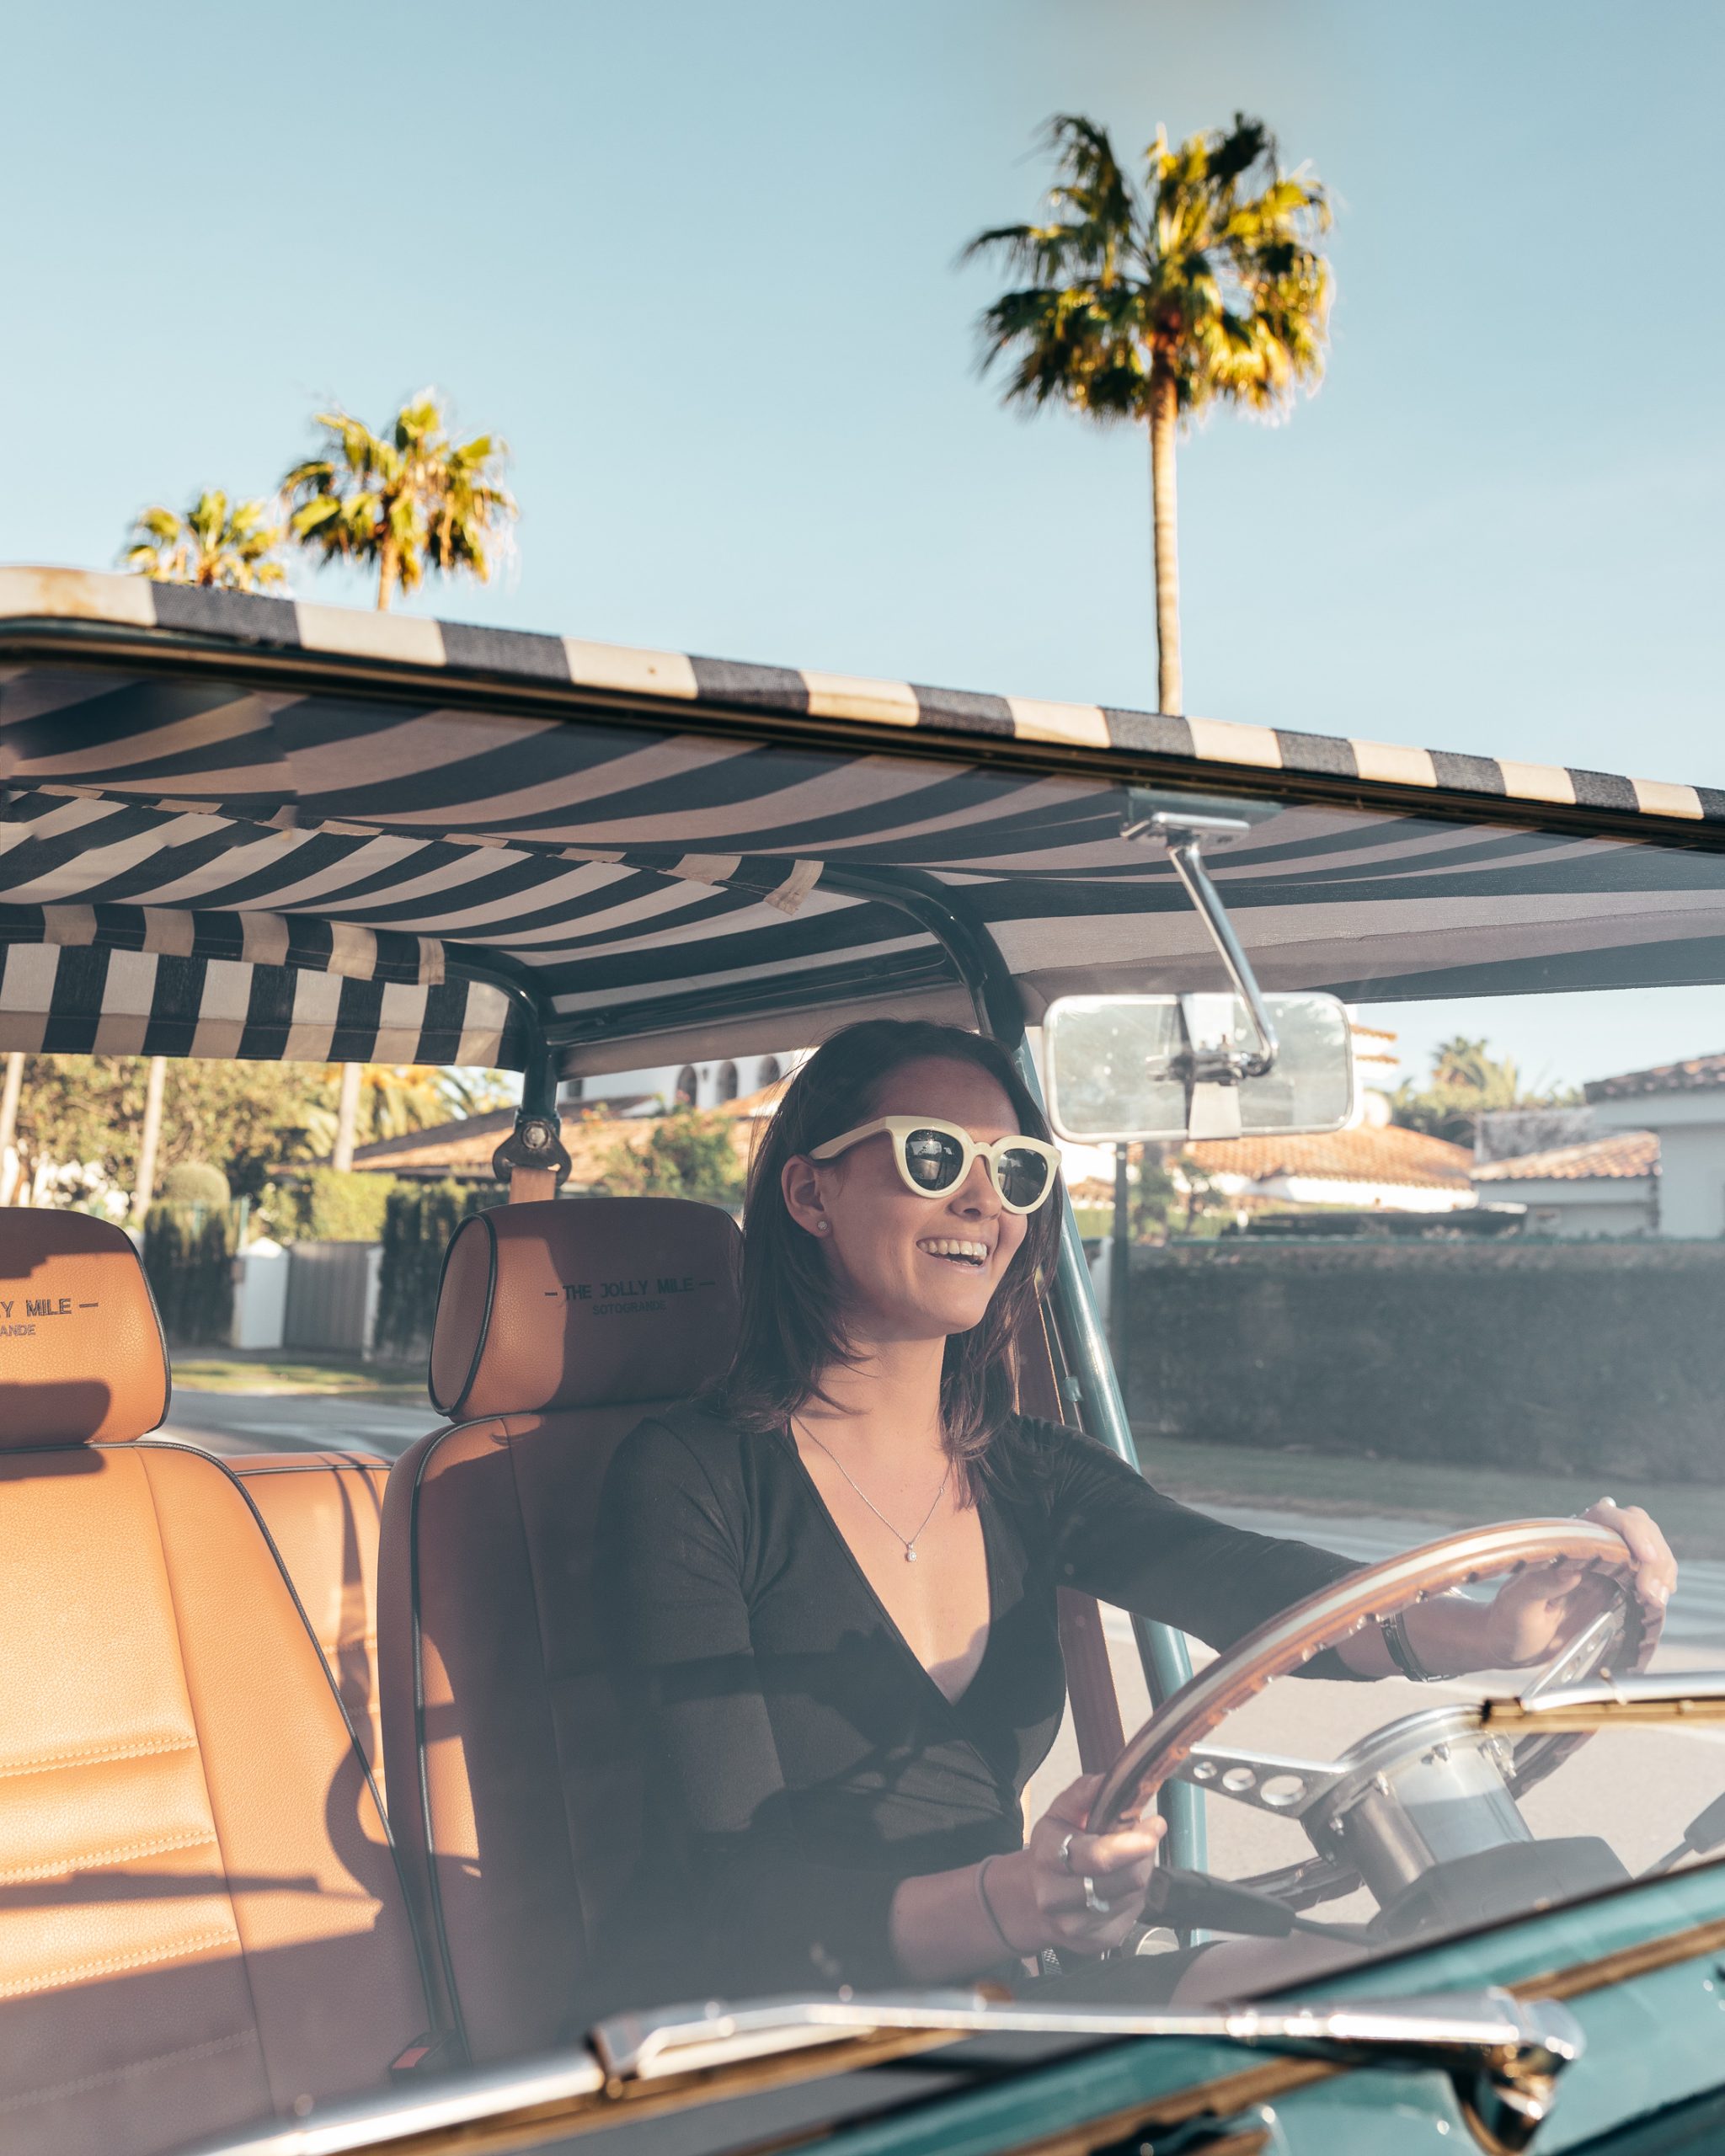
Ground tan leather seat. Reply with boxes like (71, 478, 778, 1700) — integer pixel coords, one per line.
(232, 1454, 391, 1803)
(0, 1214, 434, 2156)
(377, 1198, 742, 2065)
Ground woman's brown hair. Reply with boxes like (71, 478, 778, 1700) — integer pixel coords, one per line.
(718, 1017, 1062, 1469)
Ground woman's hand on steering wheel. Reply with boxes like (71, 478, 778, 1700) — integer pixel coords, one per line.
(1482, 1498, 1676, 1668)
(991, 1774, 1166, 1958)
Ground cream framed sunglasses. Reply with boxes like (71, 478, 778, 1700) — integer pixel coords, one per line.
(809, 1116, 1062, 1214)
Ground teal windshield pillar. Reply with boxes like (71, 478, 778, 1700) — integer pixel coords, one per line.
(1016, 1045, 1205, 1871)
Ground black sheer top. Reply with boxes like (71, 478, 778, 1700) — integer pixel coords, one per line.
(595, 1402, 1356, 2002)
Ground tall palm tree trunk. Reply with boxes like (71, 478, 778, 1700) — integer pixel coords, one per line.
(131, 1055, 168, 1225)
(1149, 367, 1183, 717)
(377, 542, 398, 612)
(333, 1061, 363, 1173)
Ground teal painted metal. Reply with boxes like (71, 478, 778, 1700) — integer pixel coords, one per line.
(1010, 1035, 1203, 1871)
(813, 1862, 1725, 2156)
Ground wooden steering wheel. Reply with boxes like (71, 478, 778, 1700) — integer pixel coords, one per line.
(1087, 1519, 1650, 1905)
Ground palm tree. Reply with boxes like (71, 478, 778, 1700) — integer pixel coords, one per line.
(282, 391, 516, 611)
(122, 490, 286, 590)
(964, 114, 1332, 714)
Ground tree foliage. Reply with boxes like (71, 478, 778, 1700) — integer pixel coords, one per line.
(122, 490, 286, 590)
(375, 1182, 498, 1360)
(143, 1203, 235, 1344)
(964, 111, 1331, 710)
(964, 111, 1332, 430)
(279, 1167, 398, 1242)
(158, 1161, 232, 1207)
(1391, 1037, 1580, 1149)
(594, 1109, 745, 1210)
(8, 1057, 505, 1207)
(12, 1057, 330, 1203)
(1124, 1146, 1225, 1240)
(283, 391, 516, 611)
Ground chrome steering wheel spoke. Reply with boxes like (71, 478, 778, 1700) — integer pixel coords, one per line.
(1172, 1742, 1343, 1820)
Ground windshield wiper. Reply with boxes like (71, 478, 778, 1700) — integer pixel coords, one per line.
(593, 1984, 1581, 2152)
(1478, 1669, 1725, 1735)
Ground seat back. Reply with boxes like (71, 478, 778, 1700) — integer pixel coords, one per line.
(0, 1214, 432, 2156)
(232, 1454, 392, 1802)
(378, 1198, 742, 2065)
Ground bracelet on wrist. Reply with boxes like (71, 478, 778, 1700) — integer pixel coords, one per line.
(975, 1855, 1019, 1959)
(1381, 1608, 1441, 1683)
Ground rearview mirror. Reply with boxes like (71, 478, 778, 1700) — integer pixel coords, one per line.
(1043, 991, 1356, 1143)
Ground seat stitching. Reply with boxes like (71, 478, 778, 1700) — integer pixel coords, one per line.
(0, 1737, 198, 1779)
(0, 1929, 238, 2000)
(0, 1828, 217, 1886)
(0, 2029, 259, 2116)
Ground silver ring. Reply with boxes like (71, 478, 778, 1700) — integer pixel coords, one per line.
(1082, 1876, 1111, 1915)
(1058, 1832, 1076, 1875)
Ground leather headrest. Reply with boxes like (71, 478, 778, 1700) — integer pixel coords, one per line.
(0, 1209, 170, 1447)
(430, 1197, 742, 1422)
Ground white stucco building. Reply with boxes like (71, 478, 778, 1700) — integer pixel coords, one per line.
(1470, 1129, 1658, 1237)
(561, 1052, 798, 1115)
(1587, 1054, 1725, 1238)
(1185, 1115, 1478, 1214)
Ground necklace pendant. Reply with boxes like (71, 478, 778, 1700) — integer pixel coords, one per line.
(905, 1545, 918, 1562)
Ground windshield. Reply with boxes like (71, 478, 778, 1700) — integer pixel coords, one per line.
(2, 659, 1723, 2153)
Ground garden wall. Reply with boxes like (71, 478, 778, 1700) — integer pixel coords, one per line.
(1124, 1239, 1725, 1485)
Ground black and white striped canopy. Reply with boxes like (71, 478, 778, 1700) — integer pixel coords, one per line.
(2, 568, 1722, 1073)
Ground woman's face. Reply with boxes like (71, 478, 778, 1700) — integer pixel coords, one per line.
(784, 1055, 1033, 1345)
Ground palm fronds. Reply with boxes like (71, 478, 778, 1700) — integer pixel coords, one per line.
(121, 489, 286, 590)
(966, 110, 1331, 430)
(964, 110, 1332, 713)
(282, 391, 517, 610)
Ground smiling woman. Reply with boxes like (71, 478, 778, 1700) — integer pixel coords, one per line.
(592, 1021, 1363, 2006)
(725, 1021, 1061, 1459)
(594, 1011, 1679, 2015)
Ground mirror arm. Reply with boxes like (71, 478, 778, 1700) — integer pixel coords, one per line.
(1125, 811, 1279, 1079)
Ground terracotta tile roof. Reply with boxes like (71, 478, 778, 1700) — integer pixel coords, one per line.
(350, 1109, 515, 1171)
(1471, 1131, 1658, 1183)
(1585, 1054, 1725, 1102)
(351, 1104, 761, 1182)
(1184, 1123, 1474, 1190)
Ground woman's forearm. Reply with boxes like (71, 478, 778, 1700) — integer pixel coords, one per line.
(1335, 1593, 1497, 1679)
(889, 1854, 1032, 1982)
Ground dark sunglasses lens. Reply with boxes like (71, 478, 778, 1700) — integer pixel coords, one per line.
(903, 1128, 966, 1192)
(996, 1147, 1052, 1209)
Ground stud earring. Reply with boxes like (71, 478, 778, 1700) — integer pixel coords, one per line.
(814, 1219, 830, 1233)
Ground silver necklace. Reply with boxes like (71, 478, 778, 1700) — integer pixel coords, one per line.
(796, 1423, 953, 1562)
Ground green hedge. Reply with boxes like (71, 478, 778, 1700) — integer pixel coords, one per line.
(374, 1182, 501, 1360)
(1124, 1239, 1725, 1485)
(143, 1203, 236, 1346)
(280, 1168, 397, 1243)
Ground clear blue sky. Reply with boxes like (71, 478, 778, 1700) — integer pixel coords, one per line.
(5, 1, 1722, 1087)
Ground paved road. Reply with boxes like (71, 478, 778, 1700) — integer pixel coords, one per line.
(163, 1386, 432, 1460)
(1202, 1501, 1725, 1655)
